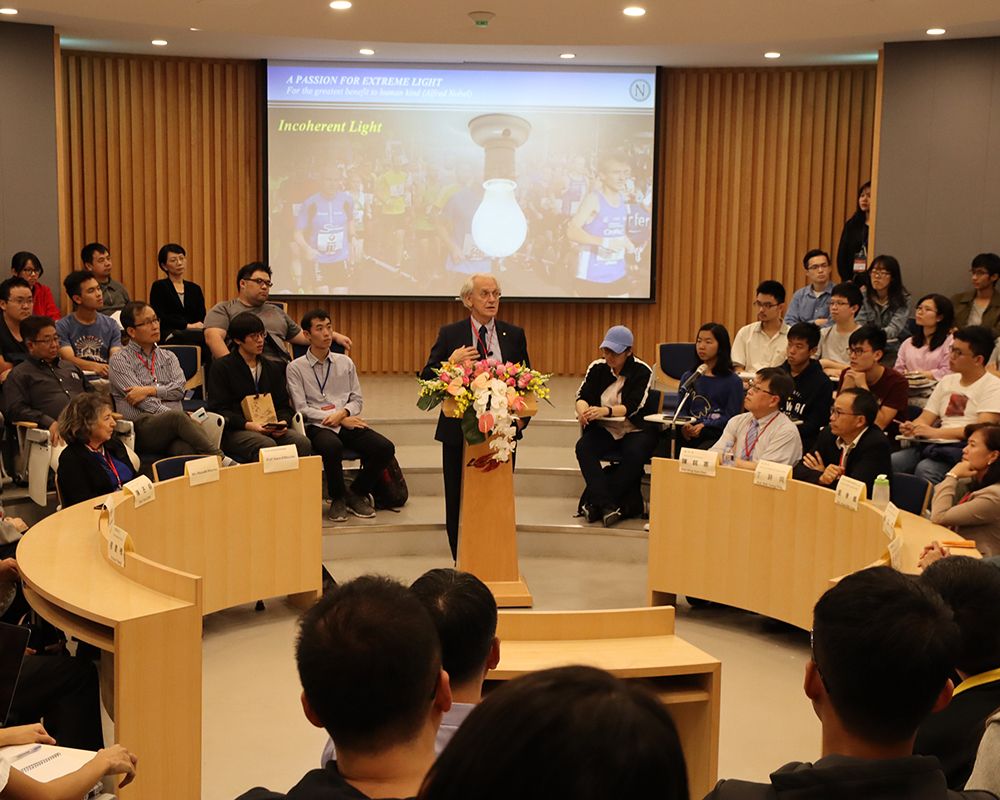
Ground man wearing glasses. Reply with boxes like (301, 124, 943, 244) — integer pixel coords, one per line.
(731, 280, 789, 372)
(0, 277, 35, 380)
(711, 367, 802, 468)
(108, 302, 224, 459)
(204, 262, 351, 363)
(794, 387, 891, 495)
(894, 326, 1000, 484)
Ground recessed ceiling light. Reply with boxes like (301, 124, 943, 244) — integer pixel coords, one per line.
(560, 53, 576, 59)
(926, 27, 946, 36)
(359, 48, 375, 55)
(329, 0, 352, 8)
(151, 39, 168, 46)
(623, 6, 645, 16)
(0, 7, 18, 14)
(189, 27, 201, 31)
(764, 51, 781, 59)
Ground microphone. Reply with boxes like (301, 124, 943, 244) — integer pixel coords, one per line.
(679, 363, 707, 394)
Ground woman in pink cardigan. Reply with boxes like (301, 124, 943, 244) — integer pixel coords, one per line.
(895, 293, 953, 380)
(931, 422, 1000, 556)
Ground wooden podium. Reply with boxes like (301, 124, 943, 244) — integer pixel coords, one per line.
(447, 396, 536, 608)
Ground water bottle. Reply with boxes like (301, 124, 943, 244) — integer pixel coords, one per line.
(871, 474, 890, 510)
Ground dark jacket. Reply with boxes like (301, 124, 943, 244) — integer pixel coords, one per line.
(780, 358, 833, 452)
(836, 212, 869, 284)
(706, 754, 996, 800)
(57, 438, 137, 508)
(951, 290, 1000, 337)
(206, 353, 294, 433)
(575, 355, 654, 426)
(149, 278, 207, 340)
(420, 318, 530, 447)
(236, 761, 409, 800)
(793, 424, 892, 496)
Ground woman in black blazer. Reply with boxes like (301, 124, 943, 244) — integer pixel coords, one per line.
(149, 243, 208, 351)
(56, 393, 138, 507)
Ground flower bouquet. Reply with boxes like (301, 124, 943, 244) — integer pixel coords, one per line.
(417, 359, 551, 465)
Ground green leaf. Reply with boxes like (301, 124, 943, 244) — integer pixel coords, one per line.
(416, 394, 442, 412)
(460, 411, 487, 445)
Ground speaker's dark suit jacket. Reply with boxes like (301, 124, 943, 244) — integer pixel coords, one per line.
(793, 424, 892, 495)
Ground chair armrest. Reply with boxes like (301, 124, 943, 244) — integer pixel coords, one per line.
(14, 421, 38, 429)
(291, 412, 306, 436)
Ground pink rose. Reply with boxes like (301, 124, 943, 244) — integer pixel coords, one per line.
(506, 362, 516, 372)
(517, 374, 531, 388)
(478, 411, 495, 433)
(506, 377, 516, 386)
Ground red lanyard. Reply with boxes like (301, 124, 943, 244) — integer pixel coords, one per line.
(136, 349, 157, 383)
(470, 318, 495, 359)
(742, 414, 779, 460)
(89, 445, 122, 488)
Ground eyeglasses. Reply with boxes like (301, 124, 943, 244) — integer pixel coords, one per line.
(18, 267, 40, 276)
(746, 381, 776, 396)
(848, 347, 873, 357)
(133, 316, 160, 327)
(29, 336, 59, 345)
(830, 407, 860, 418)
(7, 297, 33, 306)
(476, 290, 501, 299)
(753, 301, 778, 310)
(869, 268, 890, 278)
(245, 277, 273, 288)
(829, 300, 850, 308)
(971, 270, 992, 278)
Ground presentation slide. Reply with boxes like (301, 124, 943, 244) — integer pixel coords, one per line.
(266, 62, 657, 300)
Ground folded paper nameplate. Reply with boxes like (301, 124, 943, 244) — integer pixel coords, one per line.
(679, 447, 718, 476)
(887, 535, 903, 570)
(753, 460, 791, 490)
(261, 444, 299, 474)
(123, 475, 155, 507)
(108, 524, 130, 568)
(186, 455, 221, 486)
(835, 476, 866, 510)
(882, 502, 901, 540)
(189, 406, 209, 423)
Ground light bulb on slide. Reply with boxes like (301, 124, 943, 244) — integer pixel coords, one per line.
(471, 179, 528, 258)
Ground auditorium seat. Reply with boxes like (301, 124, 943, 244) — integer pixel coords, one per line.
(152, 454, 219, 482)
(891, 473, 933, 516)
(656, 342, 697, 412)
(160, 344, 206, 409)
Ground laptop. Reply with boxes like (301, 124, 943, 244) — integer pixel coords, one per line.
(0, 621, 31, 725)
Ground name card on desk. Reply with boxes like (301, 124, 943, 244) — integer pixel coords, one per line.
(123, 475, 155, 507)
(186, 455, 221, 486)
(679, 447, 718, 476)
(753, 460, 791, 490)
(887, 535, 904, 570)
(835, 476, 866, 510)
(882, 502, 901, 540)
(261, 444, 299, 474)
(108, 524, 130, 568)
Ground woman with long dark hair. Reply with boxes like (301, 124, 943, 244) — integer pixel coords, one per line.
(895, 294, 954, 380)
(677, 322, 745, 449)
(930, 423, 1000, 556)
(836, 180, 871, 283)
(856, 254, 912, 363)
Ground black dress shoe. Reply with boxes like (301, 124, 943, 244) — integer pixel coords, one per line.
(602, 507, 624, 528)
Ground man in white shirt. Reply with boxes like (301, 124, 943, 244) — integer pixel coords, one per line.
(732, 280, 789, 372)
(894, 325, 1000, 484)
(711, 367, 802, 468)
(818, 282, 863, 377)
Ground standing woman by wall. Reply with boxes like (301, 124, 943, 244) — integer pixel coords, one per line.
(836, 181, 871, 284)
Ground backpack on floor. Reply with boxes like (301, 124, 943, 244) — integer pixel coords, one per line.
(576, 462, 646, 520)
(370, 456, 408, 510)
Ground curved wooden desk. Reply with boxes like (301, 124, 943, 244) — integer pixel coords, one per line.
(647, 459, 966, 630)
(16, 457, 323, 799)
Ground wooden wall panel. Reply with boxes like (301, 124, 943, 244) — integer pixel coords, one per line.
(59, 57, 874, 375)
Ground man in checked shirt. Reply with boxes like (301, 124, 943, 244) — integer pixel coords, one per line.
(108, 301, 224, 458)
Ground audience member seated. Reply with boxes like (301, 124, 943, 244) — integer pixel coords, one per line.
(837, 326, 908, 432)
(856, 255, 912, 364)
(10, 251, 59, 319)
(793, 387, 891, 496)
(953, 253, 1000, 336)
(56, 393, 138, 506)
(287, 309, 394, 521)
(896, 294, 955, 382)
(817, 282, 862, 377)
(929, 423, 1000, 557)
(678, 323, 744, 450)
(237, 575, 451, 799)
(204, 262, 350, 363)
(895, 326, 1000, 484)
(321, 568, 499, 765)
(711, 367, 801, 468)
(4, 315, 92, 445)
(148, 243, 207, 346)
(0, 277, 33, 380)
(418, 666, 689, 800)
(574, 325, 657, 527)
(207, 312, 310, 463)
(916, 557, 1000, 788)
(56, 271, 122, 378)
(109, 302, 225, 459)
(779, 322, 832, 452)
(0, 727, 136, 798)
(835, 180, 870, 284)
(784, 249, 833, 327)
(706, 566, 982, 800)
(80, 242, 130, 316)
(732, 280, 789, 372)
